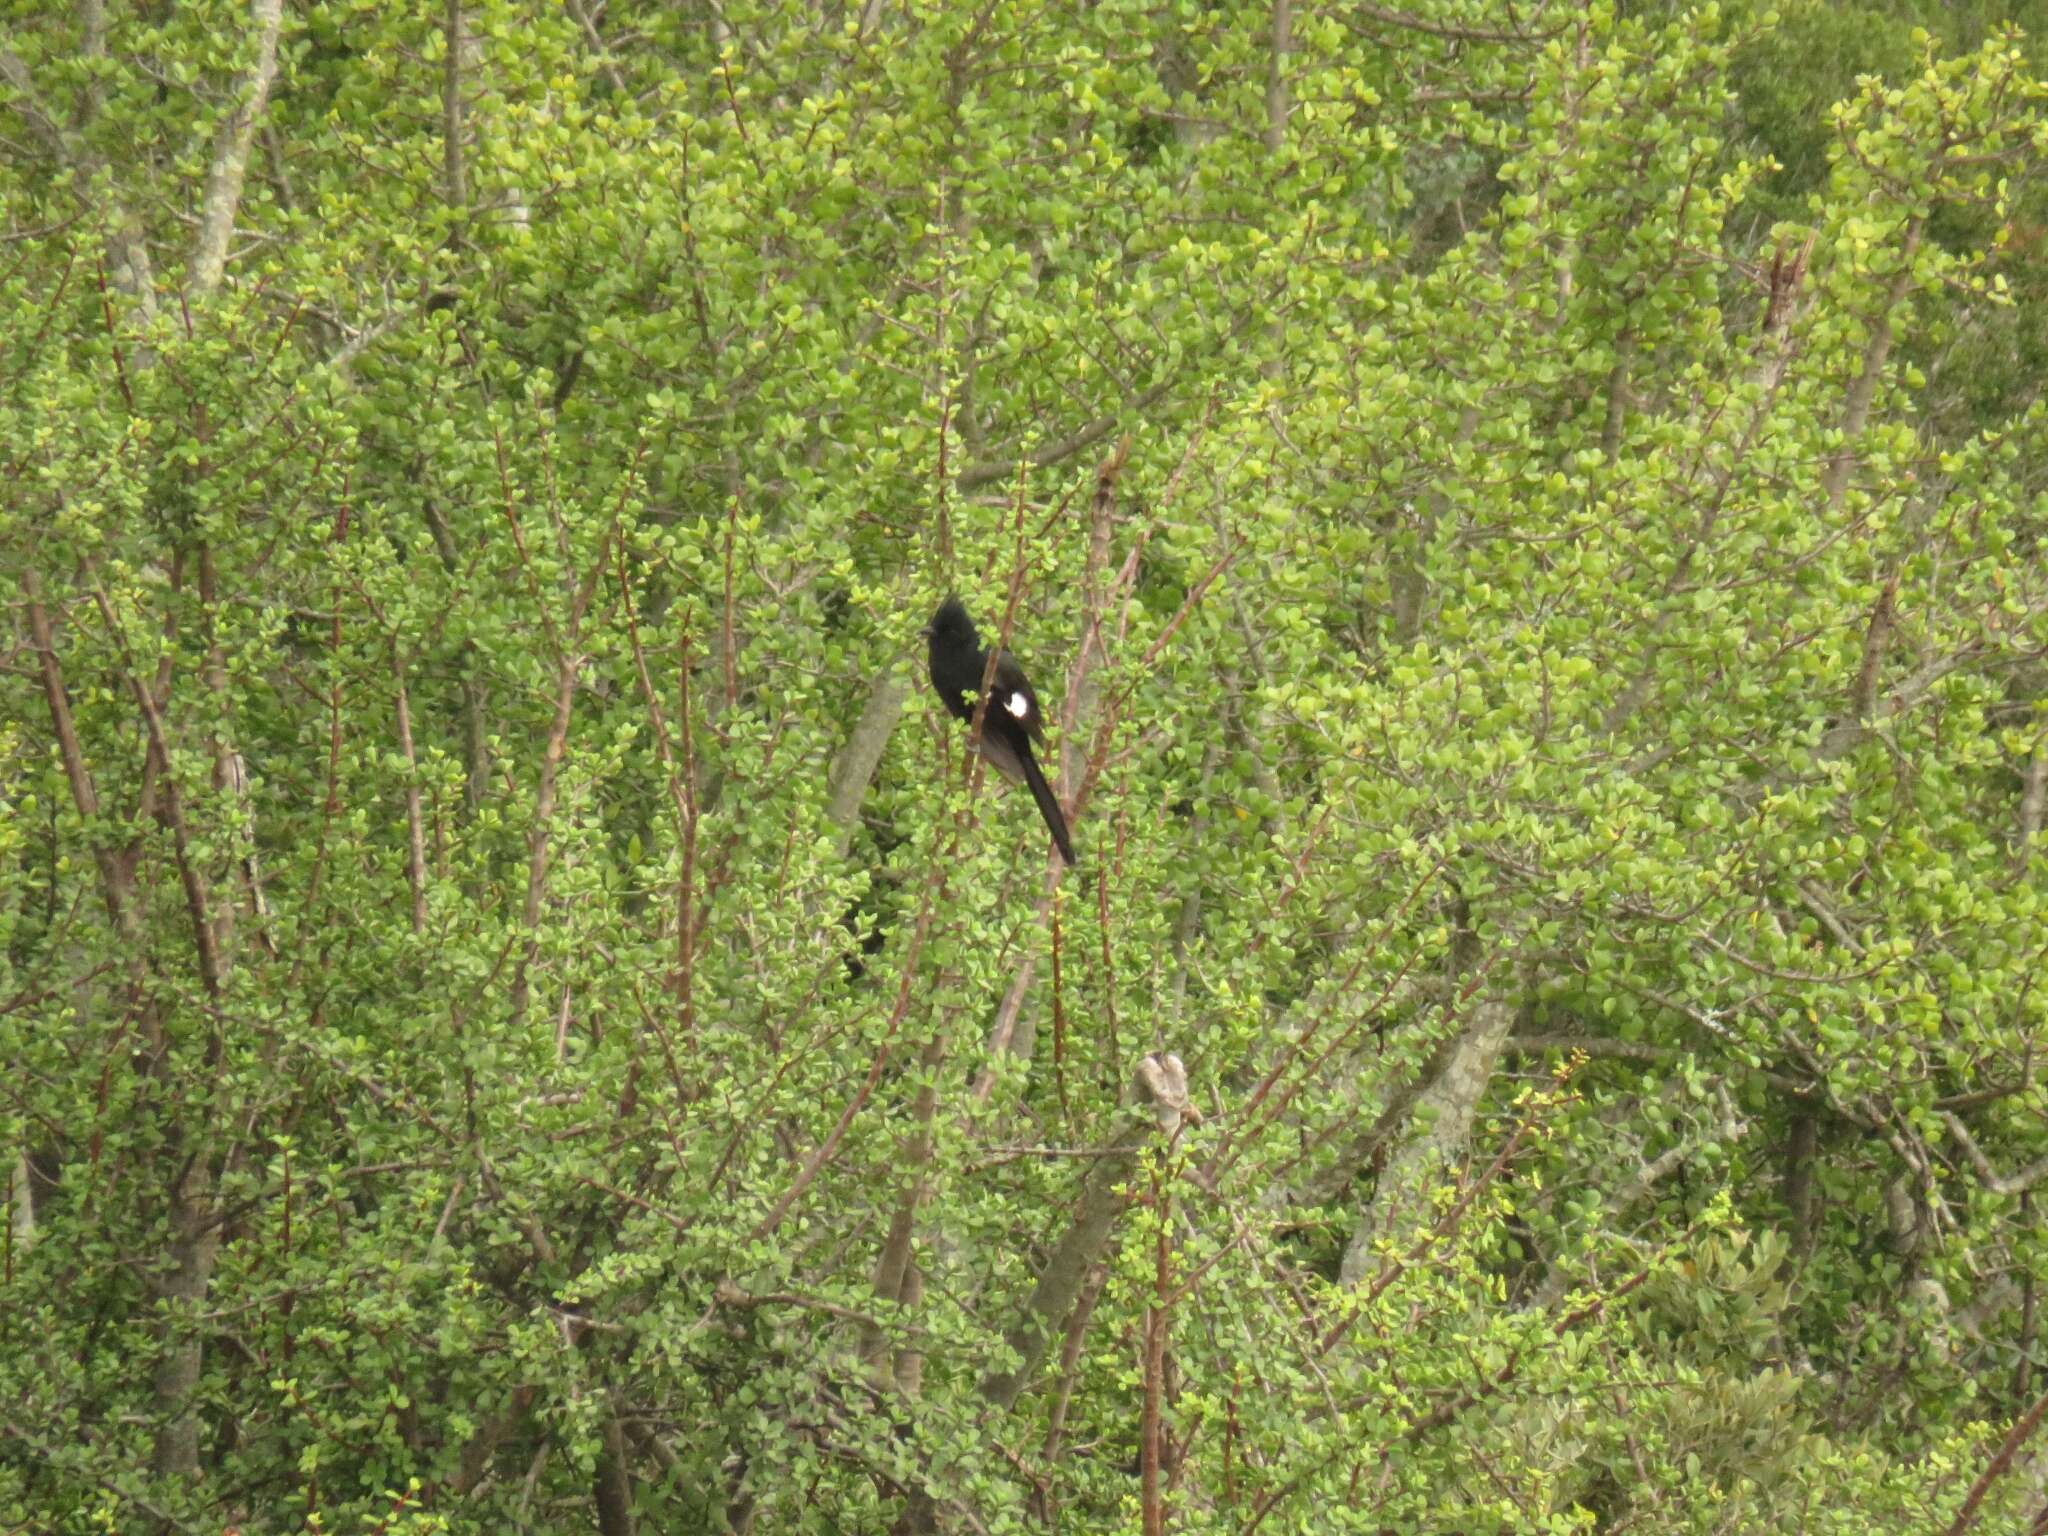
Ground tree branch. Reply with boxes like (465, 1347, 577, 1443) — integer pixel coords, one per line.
(1820, 220, 1922, 511)
(981, 1054, 1194, 1411)
(1345, 1, 1564, 44)
(1941, 1380, 2048, 1536)
(825, 665, 909, 856)
(2019, 735, 2046, 866)
(1943, 1112, 2048, 1198)
(443, 0, 469, 209)
(187, 0, 285, 298)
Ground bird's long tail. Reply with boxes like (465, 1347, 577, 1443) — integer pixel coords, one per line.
(1016, 742, 1077, 867)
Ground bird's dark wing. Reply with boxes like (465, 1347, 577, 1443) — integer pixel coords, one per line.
(988, 651, 1049, 747)
(972, 723, 1028, 785)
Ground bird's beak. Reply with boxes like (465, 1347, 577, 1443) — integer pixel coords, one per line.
(918, 624, 933, 639)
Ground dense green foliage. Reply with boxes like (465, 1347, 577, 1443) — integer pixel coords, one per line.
(3, 0, 2046, 1531)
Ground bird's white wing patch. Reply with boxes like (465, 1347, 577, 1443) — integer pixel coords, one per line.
(1004, 689, 1030, 719)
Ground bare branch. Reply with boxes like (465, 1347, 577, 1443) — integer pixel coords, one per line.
(394, 652, 429, 936)
(1797, 880, 1866, 956)
(0, 47, 157, 305)
(444, 0, 469, 208)
(1816, 638, 1997, 762)
(2019, 735, 2046, 866)
(1943, 1112, 2048, 1198)
(1820, 221, 1921, 510)
(825, 666, 910, 856)
(0, 49, 71, 159)
(20, 572, 104, 825)
(1345, 2, 1565, 45)
(566, 0, 629, 97)
(981, 1054, 1194, 1411)
(1340, 994, 1518, 1284)
(187, 0, 286, 299)
(1940, 1381, 2048, 1536)
(1264, 0, 1291, 156)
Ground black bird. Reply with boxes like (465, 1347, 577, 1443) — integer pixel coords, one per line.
(924, 596, 1077, 867)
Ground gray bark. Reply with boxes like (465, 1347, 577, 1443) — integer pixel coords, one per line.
(186, 0, 286, 299)
(981, 1055, 1194, 1410)
(825, 667, 909, 856)
(1341, 996, 1516, 1286)
(149, 1163, 224, 1481)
